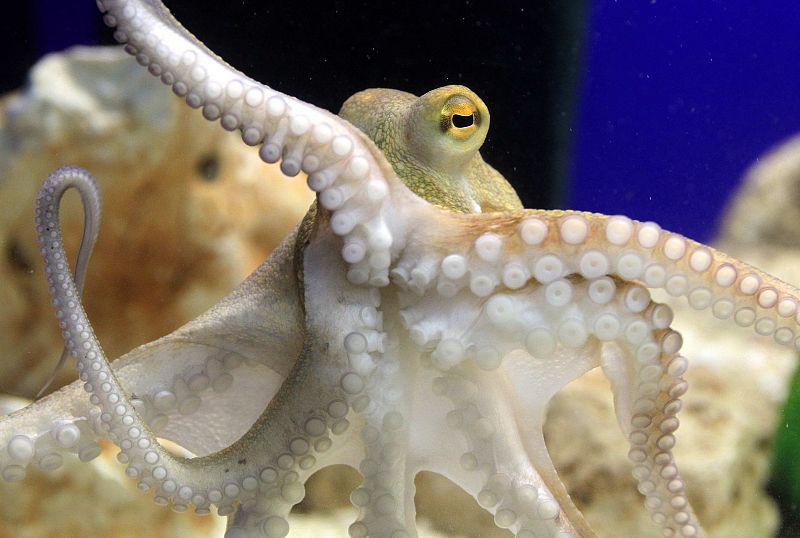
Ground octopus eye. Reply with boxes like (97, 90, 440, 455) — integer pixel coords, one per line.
(440, 94, 480, 140)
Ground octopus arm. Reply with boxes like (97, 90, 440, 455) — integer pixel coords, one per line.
(382, 202, 800, 537)
(100, 0, 434, 285)
(2, 168, 352, 533)
(0, 182, 307, 457)
(5, 167, 391, 537)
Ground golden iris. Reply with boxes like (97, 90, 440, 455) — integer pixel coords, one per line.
(440, 95, 480, 140)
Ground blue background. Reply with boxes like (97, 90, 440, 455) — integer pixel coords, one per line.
(27, 1, 800, 245)
(573, 2, 800, 243)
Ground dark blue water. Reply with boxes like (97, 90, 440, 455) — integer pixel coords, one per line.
(573, 2, 800, 243)
(33, 0, 98, 55)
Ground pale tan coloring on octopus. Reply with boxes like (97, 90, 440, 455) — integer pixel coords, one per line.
(1, 1, 798, 538)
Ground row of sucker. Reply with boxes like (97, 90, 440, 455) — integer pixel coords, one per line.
(621, 331, 703, 537)
(410, 276, 699, 536)
(394, 212, 800, 353)
(29, 167, 386, 538)
(402, 277, 662, 377)
(338, 305, 417, 537)
(432, 372, 574, 538)
(1, 415, 102, 482)
(98, 0, 401, 287)
(0, 347, 248, 483)
(226, 296, 386, 536)
(411, 280, 666, 536)
(129, 349, 246, 437)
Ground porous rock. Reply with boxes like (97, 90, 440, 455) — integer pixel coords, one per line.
(0, 46, 311, 537)
(0, 45, 313, 398)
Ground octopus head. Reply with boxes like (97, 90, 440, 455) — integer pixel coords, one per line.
(340, 85, 520, 213)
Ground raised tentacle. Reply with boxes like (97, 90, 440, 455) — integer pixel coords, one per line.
(24, 166, 422, 538)
(97, 0, 432, 289)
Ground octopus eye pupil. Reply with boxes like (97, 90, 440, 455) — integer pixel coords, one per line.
(451, 113, 474, 129)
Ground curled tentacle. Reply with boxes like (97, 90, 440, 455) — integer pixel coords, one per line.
(30, 167, 368, 536)
(36, 167, 100, 398)
(0, 226, 307, 485)
(23, 167, 416, 537)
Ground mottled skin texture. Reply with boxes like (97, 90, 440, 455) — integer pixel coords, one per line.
(294, 85, 523, 297)
(340, 87, 522, 213)
(2, 2, 800, 538)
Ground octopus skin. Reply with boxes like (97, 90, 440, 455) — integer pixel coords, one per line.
(0, 1, 797, 537)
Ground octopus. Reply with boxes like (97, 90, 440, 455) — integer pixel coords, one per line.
(0, 1, 795, 537)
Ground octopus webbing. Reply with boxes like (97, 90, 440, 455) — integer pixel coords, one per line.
(0, 1, 796, 537)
